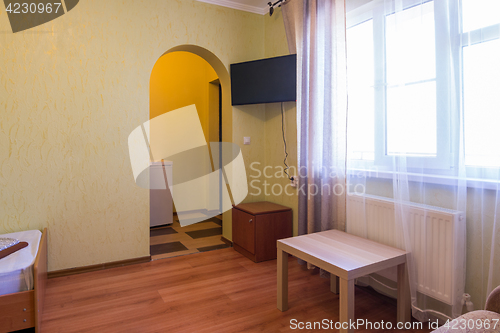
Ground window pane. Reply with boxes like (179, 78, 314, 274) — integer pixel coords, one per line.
(386, 2, 435, 84)
(462, 0, 500, 33)
(387, 82, 437, 156)
(347, 20, 375, 160)
(464, 39, 500, 167)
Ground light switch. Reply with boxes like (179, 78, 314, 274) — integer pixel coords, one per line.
(244, 137, 251, 145)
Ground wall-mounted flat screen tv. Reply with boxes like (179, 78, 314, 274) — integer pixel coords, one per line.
(230, 54, 297, 105)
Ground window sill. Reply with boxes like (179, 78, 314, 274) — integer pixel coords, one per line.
(348, 168, 500, 190)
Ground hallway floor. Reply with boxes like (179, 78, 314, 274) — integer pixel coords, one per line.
(150, 215, 229, 260)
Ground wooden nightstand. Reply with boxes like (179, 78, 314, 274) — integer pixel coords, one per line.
(232, 201, 292, 262)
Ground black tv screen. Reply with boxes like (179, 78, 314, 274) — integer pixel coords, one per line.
(230, 54, 296, 105)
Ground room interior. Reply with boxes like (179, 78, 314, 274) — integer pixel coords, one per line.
(0, 0, 499, 332)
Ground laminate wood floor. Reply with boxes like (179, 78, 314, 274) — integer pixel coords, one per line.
(42, 248, 432, 333)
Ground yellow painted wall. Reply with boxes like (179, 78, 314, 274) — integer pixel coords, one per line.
(0, 0, 265, 271)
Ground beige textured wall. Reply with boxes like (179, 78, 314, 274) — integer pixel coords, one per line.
(224, 103, 267, 239)
(262, 9, 299, 236)
(0, 0, 265, 271)
(223, 8, 298, 240)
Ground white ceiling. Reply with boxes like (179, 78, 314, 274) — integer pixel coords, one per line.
(196, 0, 271, 15)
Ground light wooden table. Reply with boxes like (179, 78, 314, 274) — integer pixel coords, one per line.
(277, 230, 411, 333)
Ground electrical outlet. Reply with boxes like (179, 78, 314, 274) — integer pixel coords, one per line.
(290, 178, 297, 188)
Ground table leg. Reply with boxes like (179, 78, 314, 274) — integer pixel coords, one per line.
(397, 262, 411, 323)
(330, 274, 339, 294)
(277, 248, 288, 311)
(339, 278, 355, 333)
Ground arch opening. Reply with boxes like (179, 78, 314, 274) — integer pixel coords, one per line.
(148, 45, 232, 258)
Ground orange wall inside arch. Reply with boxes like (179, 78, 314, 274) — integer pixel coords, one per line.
(149, 51, 218, 144)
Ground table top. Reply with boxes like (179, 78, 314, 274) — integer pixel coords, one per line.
(277, 230, 407, 280)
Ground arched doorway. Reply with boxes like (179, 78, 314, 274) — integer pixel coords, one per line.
(148, 45, 232, 259)
(159, 44, 232, 144)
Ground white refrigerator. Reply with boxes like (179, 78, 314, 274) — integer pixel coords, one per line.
(149, 161, 173, 227)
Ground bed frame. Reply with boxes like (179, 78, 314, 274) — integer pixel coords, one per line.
(0, 228, 47, 333)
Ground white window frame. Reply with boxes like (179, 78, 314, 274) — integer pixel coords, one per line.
(460, 16, 500, 176)
(348, 0, 454, 171)
(347, 0, 500, 185)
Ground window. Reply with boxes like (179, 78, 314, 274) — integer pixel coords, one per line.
(346, 0, 500, 172)
(385, 3, 437, 157)
(347, 19, 374, 162)
(462, 0, 500, 167)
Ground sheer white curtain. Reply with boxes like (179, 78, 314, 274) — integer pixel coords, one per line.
(346, 0, 500, 322)
(282, 0, 348, 237)
(283, 0, 500, 323)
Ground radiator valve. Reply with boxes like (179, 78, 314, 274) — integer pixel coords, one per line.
(461, 293, 474, 313)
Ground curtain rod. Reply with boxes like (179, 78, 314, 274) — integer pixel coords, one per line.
(267, 0, 284, 16)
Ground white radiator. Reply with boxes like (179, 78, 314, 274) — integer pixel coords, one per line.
(347, 194, 465, 305)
